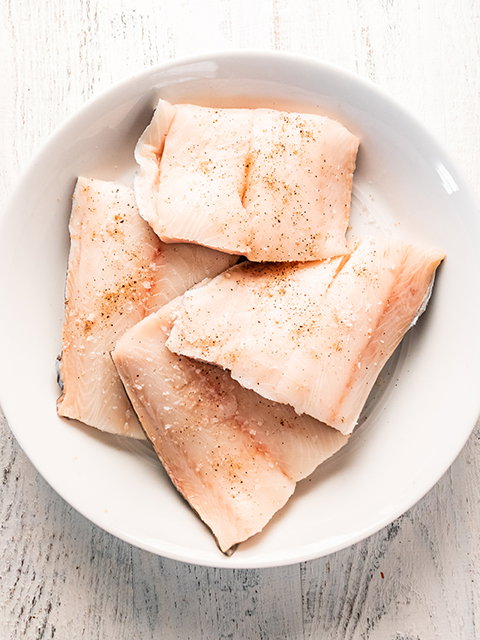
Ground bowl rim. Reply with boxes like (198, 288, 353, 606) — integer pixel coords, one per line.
(1, 49, 479, 569)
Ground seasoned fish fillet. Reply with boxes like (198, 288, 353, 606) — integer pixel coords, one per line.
(112, 299, 348, 552)
(57, 177, 236, 438)
(135, 100, 359, 262)
(167, 239, 445, 435)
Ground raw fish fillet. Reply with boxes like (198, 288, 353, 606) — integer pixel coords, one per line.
(167, 239, 445, 435)
(135, 100, 359, 262)
(112, 299, 348, 552)
(57, 177, 236, 438)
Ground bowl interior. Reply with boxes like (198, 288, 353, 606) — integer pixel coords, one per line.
(0, 52, 479, 568)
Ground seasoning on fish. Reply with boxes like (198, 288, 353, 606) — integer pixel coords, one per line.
(167, 239, 445, 435)
(134, 100, 359, 262)
(57, 177, 236, 438)
(112, 299, 348, 552)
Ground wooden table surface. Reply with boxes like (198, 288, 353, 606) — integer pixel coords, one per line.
(1, 1, 479, 638)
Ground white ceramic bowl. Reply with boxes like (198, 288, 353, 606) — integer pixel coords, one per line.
(1, 51, 479, 569)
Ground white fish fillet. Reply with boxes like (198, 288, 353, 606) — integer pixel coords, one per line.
(112, 299, 348, 552)
(135, 100, 359, 262)
(57, 177, 236, 438)
(167, 239, 445, 435)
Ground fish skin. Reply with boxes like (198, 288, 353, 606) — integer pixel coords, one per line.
(112, 299, 348, 552)
(134, 100, 359, 262)
(57, 177, 236, 438)
(166, 239, 445, 435)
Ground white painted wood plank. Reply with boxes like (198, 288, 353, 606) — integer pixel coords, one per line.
(0, 0, 479, 638)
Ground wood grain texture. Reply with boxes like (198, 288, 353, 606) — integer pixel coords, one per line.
(1, 0, 479, 638)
